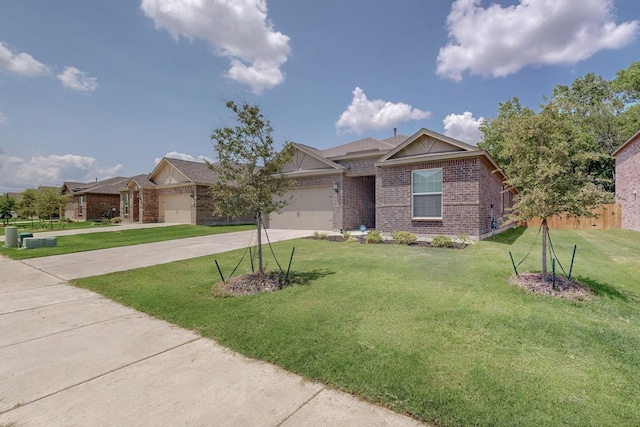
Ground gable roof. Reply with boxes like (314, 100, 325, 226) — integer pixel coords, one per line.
(283, 143, 345, 176)
(321, 136, 408, 159)
(149, 157, 220, 185)
(374, 128, 506, 179)
(61, 181, 92, 194)
(124, 174, 156, 190)
(63, 177, 130, 195)
(378, 128, 480, 163)
(613, 129, 640, 157)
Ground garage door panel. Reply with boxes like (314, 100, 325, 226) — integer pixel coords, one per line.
(159, 193, 191, 224)
(270, 187, 333, 230)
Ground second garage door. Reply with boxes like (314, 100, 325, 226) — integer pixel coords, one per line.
(159, 193, 192, 224)
(269, 186, 334, 230)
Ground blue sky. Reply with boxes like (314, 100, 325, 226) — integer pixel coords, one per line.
(1, 0, 639, 193)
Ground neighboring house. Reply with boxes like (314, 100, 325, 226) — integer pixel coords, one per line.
(120, 157, 253, 225)
(269, 128, 515, 239)
(613, 129, 640, 231)
(61, 177, 130, 221)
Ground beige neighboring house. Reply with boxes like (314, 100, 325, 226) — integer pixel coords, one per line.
(613, 129, 640, 231)
(120, 157, 253, 225)
(269, 128, 515, 239)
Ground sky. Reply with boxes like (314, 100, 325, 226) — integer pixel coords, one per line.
(1, 0, 639, 193)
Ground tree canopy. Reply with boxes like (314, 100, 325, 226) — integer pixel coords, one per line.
(209, 101, 295, 274)
(477, 63, 640, 281)
(35, 187, 68, 228)
(480, 61, 640, 194)
(0, 194, 16, 225)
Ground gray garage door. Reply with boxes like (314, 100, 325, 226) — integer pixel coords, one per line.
(159, 193, 192, 224)
(269, 187, 333, 230)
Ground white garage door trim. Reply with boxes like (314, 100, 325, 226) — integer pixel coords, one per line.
(159, 193, 192, 224)
(269, 186, 333, 230)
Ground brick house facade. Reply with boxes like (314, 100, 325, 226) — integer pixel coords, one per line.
(614, 130, 640, 231)
(62, 177, 129, 221)
(271, 128, 514, 239)
(120, 158, 254, 226)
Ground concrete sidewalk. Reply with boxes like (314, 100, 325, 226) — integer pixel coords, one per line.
(0, 228, 427, 426)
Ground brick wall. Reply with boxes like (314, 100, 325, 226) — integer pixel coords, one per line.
(141, 189, 159, 223)
(341, 175, 375, 230)
(195, 185, 255, 225)
(376, 158, 487, 238)
(616, 136, 640, 231)
(85, 194, 120, 220)
(337, 157, 377, 177)
(478, 158, 514, 238)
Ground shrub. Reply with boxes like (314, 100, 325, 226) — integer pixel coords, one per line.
(431, 235, 455, 248)
(365, 230, 383, 244)
(392, 231, 417, 245)
(313, 231, 328, 240)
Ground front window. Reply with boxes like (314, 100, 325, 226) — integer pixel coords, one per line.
(78, 196, 83, 215)
(123, 193, 129, 216)
(412, 169, 442, 219)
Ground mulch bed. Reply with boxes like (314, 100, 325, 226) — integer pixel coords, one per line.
(511, 273, 592, 300)
(313, 235, 454, 248)
(212, 272, 290, 297)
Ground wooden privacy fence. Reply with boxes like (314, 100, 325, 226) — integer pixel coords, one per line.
(527, 204, 621, 230)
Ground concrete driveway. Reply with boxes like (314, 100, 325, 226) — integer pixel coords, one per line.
(0, 226, 427, 426)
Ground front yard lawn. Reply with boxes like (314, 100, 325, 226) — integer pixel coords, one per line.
(0, 224, 254, 260)
(73, 228, 640, 427)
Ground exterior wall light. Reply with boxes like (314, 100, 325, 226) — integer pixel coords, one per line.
(333, 182, 339, 193)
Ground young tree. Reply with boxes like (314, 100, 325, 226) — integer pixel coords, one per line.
(16, 189, 38, 228)
(210, 101, 295, 275)
(0, 193, 16, 225)
(35, 187, 68, 228)
(485, 102, 614, 281)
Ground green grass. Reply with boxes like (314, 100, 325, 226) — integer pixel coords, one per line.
(2, 219, 116, 233)
(0, 224, 253, 260)
(73, 228, 640, 427)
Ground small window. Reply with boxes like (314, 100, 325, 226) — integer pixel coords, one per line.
(78, 196, 83, 215)
(123, 193, 129, 216)
(412, 169, 442, 219)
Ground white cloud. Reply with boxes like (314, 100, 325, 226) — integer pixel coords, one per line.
(141, 0, 290, 94)
(336, 87, 431, 135)
(437, 0, 640, 81)
(0, 112, 7, 125)
(0, 41, 49, 77)
(57, 66, 99, 91)
(155, 152, 213, 165)
(0, 151, 123, 193)
(443, 112, 485, 145)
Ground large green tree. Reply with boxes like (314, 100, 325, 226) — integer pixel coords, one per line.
(0, 193, 17, 225)
(613, 61, 640, 142)
(489, 102, 613, 281)
(35, 187, 68, 228)
(209, 101, 295, 275)
(481, 63, 640, 194)
(16, 189, 38, 228)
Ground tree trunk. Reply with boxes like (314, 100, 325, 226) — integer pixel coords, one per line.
(541, 218, 548, 282)
(256, 210, 263, 276)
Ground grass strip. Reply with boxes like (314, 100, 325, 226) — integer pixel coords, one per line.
(0, 224, 253, 260)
